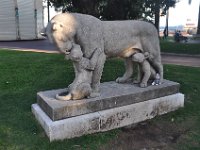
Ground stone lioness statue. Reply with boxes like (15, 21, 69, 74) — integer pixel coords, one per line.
(45, 12, 163, 99)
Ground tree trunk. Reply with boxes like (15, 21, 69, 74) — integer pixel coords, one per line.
(197, 4, 200, 34)
(154, 0, 160, 32)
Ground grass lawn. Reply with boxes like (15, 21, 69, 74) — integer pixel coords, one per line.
(0, 50, 200, 150)
(160, 40, 200, 55)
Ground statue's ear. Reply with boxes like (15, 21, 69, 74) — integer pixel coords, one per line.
(52, 22, 63, 31)
(144, 52, 149, 59)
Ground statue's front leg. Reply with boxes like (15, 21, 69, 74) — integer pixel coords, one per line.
(90, 52, 106, 98)
(116, 57, 133, 83)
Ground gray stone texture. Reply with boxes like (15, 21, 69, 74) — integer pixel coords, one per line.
(37, 80, 180, 121)
(32, 93, 184, 141)
(45, 12, 163, 100)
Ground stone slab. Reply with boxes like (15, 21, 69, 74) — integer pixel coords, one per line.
(32, 93, 184, 141)
(37, 80, 180, 121)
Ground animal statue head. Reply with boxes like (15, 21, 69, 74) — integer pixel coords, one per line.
(44, 13, 77, 55)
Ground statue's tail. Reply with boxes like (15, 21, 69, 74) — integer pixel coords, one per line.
(56, 93, 72, 101)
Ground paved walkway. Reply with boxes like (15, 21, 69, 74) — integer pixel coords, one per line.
(0, 39, 58, 53)
(161, 53, 200, 67)
(0, 39, 200, 67)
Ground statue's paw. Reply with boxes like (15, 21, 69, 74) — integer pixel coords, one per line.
(133, 80, 140, 84)
(140, 83, 147, 88)
(56, 93, 72, 101)
(116, 77, 129, 83)
(116, 77, 124, 83)
(89, 92, 100, 98)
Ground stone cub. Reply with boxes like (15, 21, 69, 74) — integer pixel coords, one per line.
(56, 44, 101, 100)
(132, 52, 157, 88)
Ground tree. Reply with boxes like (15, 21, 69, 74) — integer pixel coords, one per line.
(198, 5, 200, 34)
(48, 0, 101, 17)
(49, 0, 177, 31)
(99, 0, 146, 20)
(188, 0, 200, 34)
(154, 0, 160, 31)
(144, 0, 178, 32)
(49, 0, 146, 20)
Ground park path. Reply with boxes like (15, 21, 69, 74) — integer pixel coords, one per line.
(0, 39, 58, 53)
(161, 53, 200, 67)
(0, 39, 200, 67)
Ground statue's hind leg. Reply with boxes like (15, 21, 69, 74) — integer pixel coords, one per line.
(151, 61, 163, 83)
(116, 57, 133, 83)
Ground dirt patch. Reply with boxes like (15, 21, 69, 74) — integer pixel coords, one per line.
(99, 118, 194, 150)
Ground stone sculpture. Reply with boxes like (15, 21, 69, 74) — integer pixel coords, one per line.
(132, 52, 156, 88)
(44, 12, 163, 100)
(56, 44, 102, 100)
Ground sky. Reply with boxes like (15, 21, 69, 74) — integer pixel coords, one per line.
(44, 0, 200, 27)
(160, 0, 200, 27)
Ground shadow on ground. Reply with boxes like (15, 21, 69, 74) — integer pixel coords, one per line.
(100, 117, 196, 150)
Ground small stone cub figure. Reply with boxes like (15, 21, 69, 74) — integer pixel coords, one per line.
(56, 44, 101, 100)
(132, 52, 157, 88)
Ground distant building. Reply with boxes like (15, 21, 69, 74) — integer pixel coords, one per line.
(0, 0, 44, 41)
(184, 18, 197, 35)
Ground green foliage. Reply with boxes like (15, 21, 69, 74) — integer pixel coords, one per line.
(161, 0, 177, 11)
(49, 0, 178, 21)
(99, 0, 144, 20)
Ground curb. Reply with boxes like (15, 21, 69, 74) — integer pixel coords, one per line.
(0, 47, 59, 54)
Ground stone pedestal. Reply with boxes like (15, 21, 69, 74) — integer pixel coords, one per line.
(32, 80, 184, 141)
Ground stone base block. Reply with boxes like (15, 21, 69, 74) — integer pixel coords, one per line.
(32, 93, 184, 141)
(37, 80, 180, 121)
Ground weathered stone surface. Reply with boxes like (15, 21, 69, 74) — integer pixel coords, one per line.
(46, 13, 163, 101)
(99, 93, 184, 131)
(32, 104, 100, 141)
(37, 80, 180, 121)
(32, 93, 184, 141)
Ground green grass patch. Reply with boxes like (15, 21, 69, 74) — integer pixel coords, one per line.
(0, 49, 200, 149)
(160, 40, 200, 55)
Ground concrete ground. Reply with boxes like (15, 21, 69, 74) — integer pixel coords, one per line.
(0, 39, 200, 67)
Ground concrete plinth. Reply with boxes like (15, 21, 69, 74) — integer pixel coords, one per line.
(32, 93, 184, 141)
(37, 80, 180, 121)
